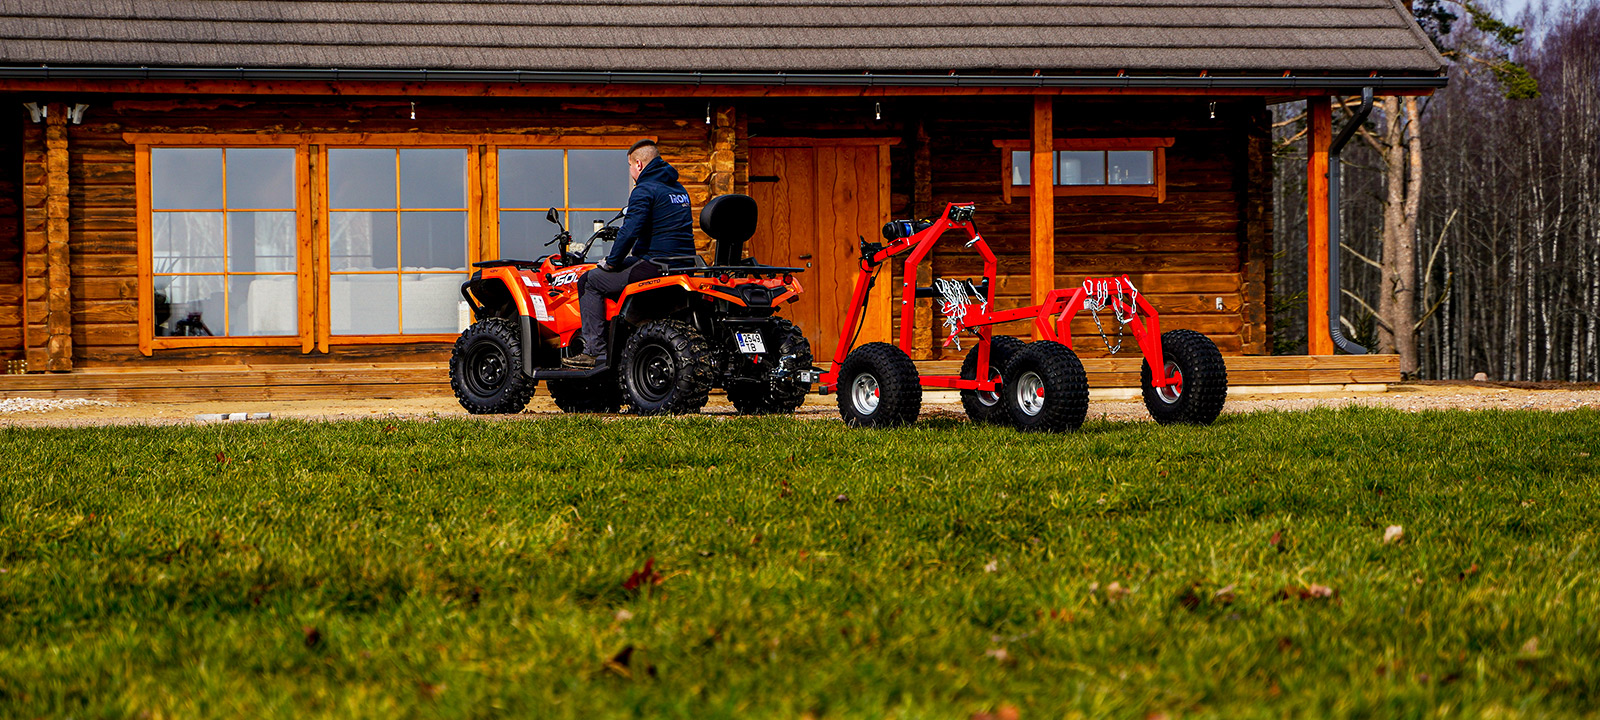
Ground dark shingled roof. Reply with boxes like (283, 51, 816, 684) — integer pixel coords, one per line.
(0, 0, 1447, 75)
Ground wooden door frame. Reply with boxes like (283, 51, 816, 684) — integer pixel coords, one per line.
(746, 138, 898, 347)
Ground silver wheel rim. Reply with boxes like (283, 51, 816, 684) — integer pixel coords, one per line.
(1014, 370, 1046, 416)
(977, 368, 1002, 407)
(1156, 361, 1183, 404)
(851, 373, 881, 415)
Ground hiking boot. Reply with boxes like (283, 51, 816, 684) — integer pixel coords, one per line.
(562, 353, 603, 369)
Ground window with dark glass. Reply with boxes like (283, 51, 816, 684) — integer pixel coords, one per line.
(497, 148, 629, 262)
(150, 147, 297, 337)
(1010, 150, 1155, 187)
(328, 148, 468, 335)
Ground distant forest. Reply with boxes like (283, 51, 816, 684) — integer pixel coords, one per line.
(1271, 2, 1598, 381)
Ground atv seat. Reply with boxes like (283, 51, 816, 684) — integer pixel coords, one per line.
(700, 193, 758, 266)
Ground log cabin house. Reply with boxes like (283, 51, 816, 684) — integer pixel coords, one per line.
(0, 1, 1445, 401)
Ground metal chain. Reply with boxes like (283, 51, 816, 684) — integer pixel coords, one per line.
(1080, 278, 1139, 355)
(935, 278, 986, 351)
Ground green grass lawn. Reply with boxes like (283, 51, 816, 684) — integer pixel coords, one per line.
(1, 407, 1598, 719)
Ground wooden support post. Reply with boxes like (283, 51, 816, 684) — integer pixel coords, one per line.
(1242, 100, 1273, 356)
(44, 106, 71, 371)
(1306, 97, 1333, 356)
(1030, 96, 1055, 341)
(910, 117, 934, 360)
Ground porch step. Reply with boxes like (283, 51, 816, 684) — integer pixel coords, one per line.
(0, 355, 1399, 403)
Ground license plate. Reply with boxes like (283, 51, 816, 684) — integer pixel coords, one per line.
(734, 332, 767, 354)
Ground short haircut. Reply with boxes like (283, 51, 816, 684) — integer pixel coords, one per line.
(628, 139, 659, 163)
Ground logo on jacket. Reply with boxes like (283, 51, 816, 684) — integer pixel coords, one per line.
(668, 193, 690, 205)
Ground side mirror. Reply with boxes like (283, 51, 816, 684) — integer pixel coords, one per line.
(545, 208, 564, 229)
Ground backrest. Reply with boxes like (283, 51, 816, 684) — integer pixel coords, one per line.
(700, 193, 759, 266)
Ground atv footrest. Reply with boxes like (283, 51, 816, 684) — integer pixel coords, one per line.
(528, 366, 608, 381)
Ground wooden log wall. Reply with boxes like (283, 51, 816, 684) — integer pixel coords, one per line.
(745, 97, 1272, 361)
(0, 103, 21, 367)
(27, 96, 716, 369)
(918, 97, 1270, 359)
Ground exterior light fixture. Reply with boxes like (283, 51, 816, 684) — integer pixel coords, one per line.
(875, 102, 882, 121)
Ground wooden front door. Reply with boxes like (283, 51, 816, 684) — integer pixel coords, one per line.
(747, 142, 893, 360)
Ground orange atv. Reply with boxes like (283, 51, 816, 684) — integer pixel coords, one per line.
(450, 194, 815, 416)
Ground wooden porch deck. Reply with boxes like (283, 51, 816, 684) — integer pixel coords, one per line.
(0, 355, 1400, 403)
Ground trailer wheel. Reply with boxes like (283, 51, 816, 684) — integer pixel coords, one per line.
(958, 335, 1027, 425)
(729, 319, 812, 415)
(620, 319, 715, 416)
(1001, 341, 1089, 432)
(1141, 329, 1228, 425)
(449, 318, 537, 414)
(836, 342, 921, 428)
(547, 373, 624, 413)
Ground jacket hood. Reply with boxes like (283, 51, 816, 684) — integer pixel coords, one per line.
(637, 156, 678, 185)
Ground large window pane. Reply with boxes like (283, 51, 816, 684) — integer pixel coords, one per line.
(152, 212, 225, 274)
(225, 148, 296, 209)
(1011, 150, 1031, 185)
(1108, 151, 1154, 185)
(330, 212, 398, 271)
(400, 149, 466, 209)
(400, 211, 467, 270)
(1057, 151, 1105, 185)
(567, 149, 630, 208)
(153, 275, 224, 336)
(329, 149, 396, 209)
(402, 273, 467, 334)
(498, 149, 565, 210)
(228, 212, 296, 273)
(498, 210, 555, 261)
(151, 148, 223, 209)
(330, 275, 399, 335)
(229, 275, 297, 336)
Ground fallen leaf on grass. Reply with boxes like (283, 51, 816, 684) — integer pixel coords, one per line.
(1458, 563, 1480, 581)
(416, 680, 445, 701)
(984, 559, 999, 573)
(1383, 525, 1405, 544)
(1269, 529, 1285, 552)
(604, 644, 635, 677)
(302, 626, 322, 649)
(1276, 584, 1336, 601)
(971, 703, 1020, 720)
(214, 452, 229, 465)
(984, 647, 1012, 664)
(622, 558, 662, 593)
(779, 480, 792, 498)
(1214, 584, 1237, 604)
(614, 609, 634, 623)
(834, 494, 850, 504)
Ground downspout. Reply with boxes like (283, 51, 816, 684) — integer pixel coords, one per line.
(1327, 87, 1373, 355)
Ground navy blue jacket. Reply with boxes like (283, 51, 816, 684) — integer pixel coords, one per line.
(606, 157, 695, 266)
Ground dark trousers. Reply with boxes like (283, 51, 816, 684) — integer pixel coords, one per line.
(577, 257, 660, 359)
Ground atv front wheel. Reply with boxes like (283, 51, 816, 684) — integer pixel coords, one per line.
(620, 319, 715, 415)
(1141, 329, 1228, 425)
(1001, 340, 1089, 432)
(729, 318, 813, 415)
(547, 373, 624, 413)
(958, 335, 1026, 424)
(836, 342, 921, 428)
(449, 318, 536, 414)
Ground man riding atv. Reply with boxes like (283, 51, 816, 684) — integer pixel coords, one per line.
(564, 139, 693, 369)
(450, 143, 820, 416)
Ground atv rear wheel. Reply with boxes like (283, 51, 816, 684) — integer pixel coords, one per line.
(547, 373, 624, 413)
(958, 335, 1026, 424)
(1141, 329, 1228, 425)
(449, 318, 536, 414)
(1001, 340, 1089, 432)
(836, 342, 921, 428)
(729, 318, 813, 415)
(620, 319, 715, 415)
